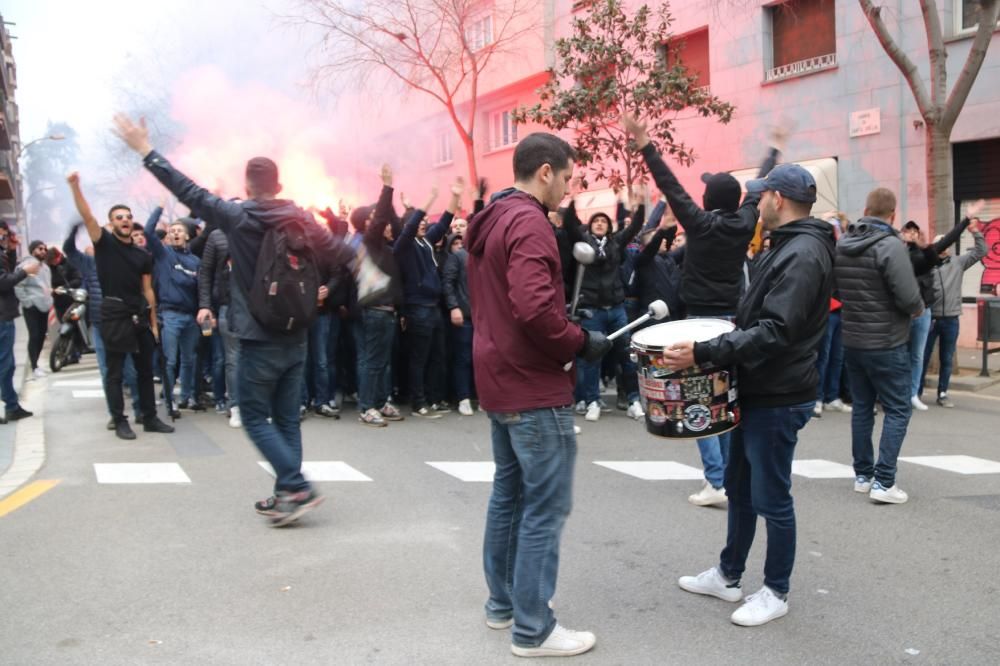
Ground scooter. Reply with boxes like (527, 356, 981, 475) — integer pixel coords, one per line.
(49, 286, 92, 372)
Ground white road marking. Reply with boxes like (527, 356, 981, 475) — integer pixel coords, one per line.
(899, 455, 1000, 475)
(425, 461, 496, 482)
(52, 379, 104, 388)
(594, 461, 703, 481)
(72, 390, 106, 399)
(94, 463, 191, 484)
(257, 461, 373, 481)
(792, 459, 856, 479)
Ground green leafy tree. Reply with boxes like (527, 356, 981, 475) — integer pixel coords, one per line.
(515, 0, 734, 194)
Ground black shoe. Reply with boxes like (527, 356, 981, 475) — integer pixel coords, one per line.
(106, 418, 116, 431)
(143, 417, 175, 434)
(178, 399, 206, 412)
(254, 495, 282, 517)
(6, 407, 33, 421)
(115, 421, 137, 440)
(314, 404, 340, 419)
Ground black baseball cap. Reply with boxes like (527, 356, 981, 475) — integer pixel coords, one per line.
(746, 164, 817, 204)
(902, 220, 920, 231)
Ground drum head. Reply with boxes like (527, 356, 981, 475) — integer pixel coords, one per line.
(632, 319, 735, 350)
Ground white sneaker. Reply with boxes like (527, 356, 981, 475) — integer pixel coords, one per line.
(32, 367, 46, 379)
(573, 425, 582, 435)
(824, 399, 852, 413)
(626, 401, 644, 421)
(584, 401, 601, 422)
(870, 481, 908, 504)
(688, 481, 727, 507)
(853, 475, 872, 493)
(458, 399, 474, 416)
(228, 406, 242, 429)
(812, 402, 822, 418)
(574, 400, 587, 415)
(678, 566, 743, 602)
(910, 396, 928, 411)
(510, 624, 596, 658)
(730, 586, 788, 627)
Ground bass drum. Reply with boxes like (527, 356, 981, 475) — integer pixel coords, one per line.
(630, 319, 739, 439)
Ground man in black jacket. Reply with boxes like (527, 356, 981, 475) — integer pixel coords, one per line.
(623, 113, 785, 508)
(196, 228, 242, 427)
(0, 222, 39, 423)
(114, 113, 359, 527)
(443, 230, 474, 416)
(663, 164, 835, 628)
(836, 188, 924, 505)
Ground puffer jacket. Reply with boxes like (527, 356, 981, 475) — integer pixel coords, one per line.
(197, 229, 230, 313)
(929, 231, 986, 317)
(835, 217, 924, 350)
(442, 233, 470, 319)
(563, 202, 644, 308)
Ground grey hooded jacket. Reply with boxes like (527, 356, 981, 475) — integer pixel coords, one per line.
(835, 217, 924, 350)
(929, 231, 986, 317)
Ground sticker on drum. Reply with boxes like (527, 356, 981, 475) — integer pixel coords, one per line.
(713, 371, 729, 397)
(684, 404, 712, 432)
(664, 380, 682, 401)
(639, 377, 667, 401)
(728, 388, 737, 403)
(682, 375, 712, 401)
(647, 401, 667, 425)
(665, 402, 685, 421)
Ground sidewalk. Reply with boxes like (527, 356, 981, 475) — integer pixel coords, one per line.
(0, 317, 30, 477)
(925, 344, 1000, 394)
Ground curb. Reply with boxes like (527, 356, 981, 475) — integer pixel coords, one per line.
(0, 318, 47, 501)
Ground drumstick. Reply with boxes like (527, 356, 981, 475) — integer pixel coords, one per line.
(568, 242, 596, 318)
(564, 300, 669, 371)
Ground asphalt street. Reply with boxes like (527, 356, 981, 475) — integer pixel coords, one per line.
(1, 358, 998, 665)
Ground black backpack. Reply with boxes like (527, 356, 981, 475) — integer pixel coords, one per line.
(248, 219, 320, 332)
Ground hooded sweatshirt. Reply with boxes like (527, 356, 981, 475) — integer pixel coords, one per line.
(142, 150, 354, 343)
(467, 188, 586, 412)
(144, 207, 200, 314)
(834, 217, 924, 350)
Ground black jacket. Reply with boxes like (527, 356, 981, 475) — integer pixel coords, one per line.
(365, 185, 405, 308)
(563, 201, 644, 308)
(635, 227, 683, 319)
(695, 218, 836, 408)
(50, 258, 82, 314)
(835, 217, 924, 350)
(443, 234, 470, 319)
(0, 252, 28, 322)
(641, 142, 778, 316)
(197, 228, 230, 313)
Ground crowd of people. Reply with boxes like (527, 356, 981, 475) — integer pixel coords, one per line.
(0, 110, 988, 656)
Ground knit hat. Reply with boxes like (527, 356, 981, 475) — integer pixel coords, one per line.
(700, 172, 742, 213)
(349, 205, 374, 233)
(29, 240, 46, 253)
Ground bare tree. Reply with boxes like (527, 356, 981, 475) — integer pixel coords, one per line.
(860, 0, 1000, 234)
(289, 0, 539, 185)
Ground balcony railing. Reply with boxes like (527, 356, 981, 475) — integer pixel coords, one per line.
(764, 52, 837, 83)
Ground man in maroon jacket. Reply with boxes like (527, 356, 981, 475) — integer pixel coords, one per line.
(467, 132, 611, 658)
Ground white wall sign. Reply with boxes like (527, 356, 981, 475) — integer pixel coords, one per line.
(850, 108, 881, 138)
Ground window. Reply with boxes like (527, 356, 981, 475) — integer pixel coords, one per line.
(956, 0, 1000, 35)
(433, 131, 453, 167)
(488, 109, 518, 151)
(466, 14, 494, 51)
(764, 0, 837, 83)
(664, 28, 711, 89)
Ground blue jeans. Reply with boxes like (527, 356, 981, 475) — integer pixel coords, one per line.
(815, 310, 845, 403)
(239, 340, 310, 493)
(921, 316, 960, 396)
(303, 313, 332, 407)
(161, 310, 199, 403)
(484, 407, 576, 648)
(0, 321, 20, 411)
(211, 326, 226, 405)
(698, 433, 731, 488)
(359, 309, 396, 412)
(719, 401, 813, 596)
(845, 345, 912, 487)
(452, 321, 473, 401)
(908, 308, 931, 398)
(218, 306, 240, 406)
(578, 305, 638, 404)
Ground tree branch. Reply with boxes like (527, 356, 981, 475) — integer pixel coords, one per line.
(942, 0, 1000, 128)
(920, 0, 948, 108)
(858, 0, 935, 117)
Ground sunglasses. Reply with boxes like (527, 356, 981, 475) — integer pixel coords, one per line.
(114, 214, 135, 221)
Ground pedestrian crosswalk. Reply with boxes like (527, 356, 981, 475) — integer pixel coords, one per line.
(91, 455, 1000, 485)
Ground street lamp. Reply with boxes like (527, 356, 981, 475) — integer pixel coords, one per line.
(15, 133, 65, 159)
(15, 133, 66, 253)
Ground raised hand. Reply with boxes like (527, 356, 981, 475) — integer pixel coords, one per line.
(621, 113, 649, 149)
(769, 124, 791, 152)
(381, 164, 393, 187)
(477, 178, 488, 199)
(113, 114, 153, 156)
(451, 177, 465, 197)
(967, 199, 986, 219)
(424, 186, 439, 213)
(66, 172, 80, 187)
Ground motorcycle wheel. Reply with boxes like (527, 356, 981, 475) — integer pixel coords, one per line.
(50, 335, 75, 373)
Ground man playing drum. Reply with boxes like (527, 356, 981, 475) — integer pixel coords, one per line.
(661, 164, 836, 627)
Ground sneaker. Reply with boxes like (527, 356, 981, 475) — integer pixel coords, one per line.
(510, 624, 596, 658)
(114, 420, 137, 441)
(215, 402, 228, 415)
(812, 402, 822, 418)
(870, 481, 908, 504)
(168, 408, 182, 420)
(379, 403, 404, 421)
(458, 399, 474, 416)
(327, 401, 342, 415)
(574, 400, 587, 415)
(431, 402, 453, 414)
(584, 401, 601, 422)
(678, 566, 743, 602)
(854, 475, 873, 493)
(254, 495, 282, 517)
(32, 367, 46, 379)
(486, 616, 514, 630)
(823, 399, 852, 413)
(315, 404, 340, 418)
(910, 396, 929, 411)
(936, 393, 954, 409)
(626, 400, 644, 421)
(412, 406, 443, 419)
(598, 399, 612, 413)
(269, 489, 325, 527)
(573, 425, 582, 435)
(688, 481, 728, 507)
(229, 406, 242, 429)
(5, 406, 33, 421)
(359, 408, 387, 427)
(178, 399, 206, 412)
(143, 417, 175, 434)
(730, 586, 788, 627)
